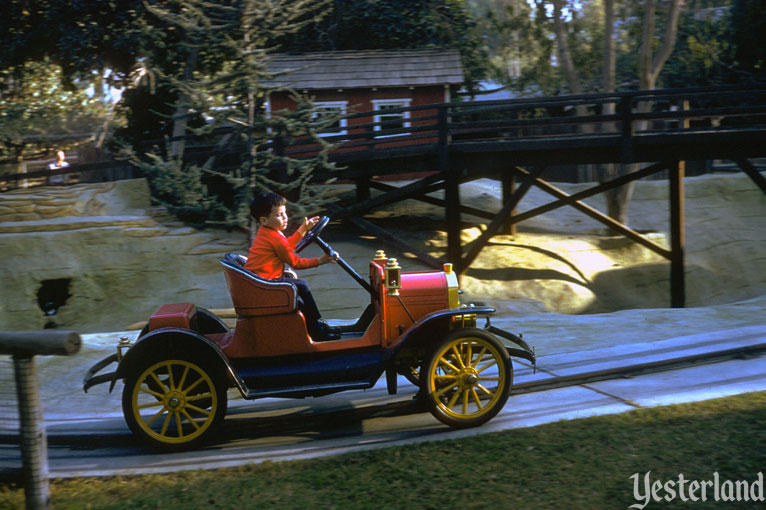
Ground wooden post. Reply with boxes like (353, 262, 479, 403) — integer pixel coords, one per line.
(440, 105, 461, 272)
(355, 177, 370, 203)
(0, 330, 81, 510)
(14, 356, 50, 510)
(618, 95, 634, 163)
(669, 160, 685, 308)
(502, 173, 517, 235)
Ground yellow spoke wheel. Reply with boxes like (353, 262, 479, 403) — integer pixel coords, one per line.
(421, 328, 511, 429)
(122, 358, 227, 451)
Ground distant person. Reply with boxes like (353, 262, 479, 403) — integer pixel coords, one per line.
(48, 150, 69, 184)
(245, 191, 340, 341)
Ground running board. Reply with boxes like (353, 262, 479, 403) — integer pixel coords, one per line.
(244, 380, 374, 399)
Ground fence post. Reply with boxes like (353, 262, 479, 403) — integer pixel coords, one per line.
(618, 95, 634, 163)
(13, 355, 49, 510)
(0, 330, 81, 510)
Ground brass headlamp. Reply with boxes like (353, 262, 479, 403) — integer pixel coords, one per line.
(384, 258, 402, 296)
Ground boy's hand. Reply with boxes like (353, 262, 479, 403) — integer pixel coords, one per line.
(319, 251, 338, 264)
(299, 216, 320, 236)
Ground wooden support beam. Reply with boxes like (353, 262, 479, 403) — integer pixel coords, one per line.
(509, 161, 667, 225)
(669, 160, 686, 308)
(439, 106, 464, 272)
(334, 172, 445, 220)
(502, 173, 517, 235)
(734, 158, 766, 194)
(325, 204, 443, 269)
(368, 180, 495, 220)
(460, 165, 545, 273)
(355, 177, 370, 202)
(514, 167, 672, 259)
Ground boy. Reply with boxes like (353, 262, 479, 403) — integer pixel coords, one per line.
(245, 192, 340, 341)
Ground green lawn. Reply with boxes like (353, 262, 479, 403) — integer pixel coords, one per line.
(2, 392, 765, 510)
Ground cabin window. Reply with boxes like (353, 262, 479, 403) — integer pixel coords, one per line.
(312, 101, 348, 137)
(372, 99, 411, 138)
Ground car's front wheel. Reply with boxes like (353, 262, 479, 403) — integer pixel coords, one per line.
(122, 357, 227, 451)
(421, 328, 512, 429)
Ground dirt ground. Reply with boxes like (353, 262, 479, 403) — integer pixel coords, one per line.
(307, 171, 766, 318)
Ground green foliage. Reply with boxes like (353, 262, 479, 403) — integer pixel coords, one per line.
(729, 0, 766, 80)
(280, 0, 489, 91)
(0, 0, 145, 86)
(122, 151, 228, 226)
(0, 59, 109, 161)
(119, 0, 340, 228)
(470, 0, 763, 96)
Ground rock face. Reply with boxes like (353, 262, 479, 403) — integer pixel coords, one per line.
(0, 179, 245, 333)
(1, 172, 764, 334)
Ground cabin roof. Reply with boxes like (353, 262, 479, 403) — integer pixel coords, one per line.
(265, 49, 464, 90)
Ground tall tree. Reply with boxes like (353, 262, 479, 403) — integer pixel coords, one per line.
(121, 0, 338, 228)
(729, 0, 766, 81)
(281, 0, 489, 92)
(0, 59, 109, 170)
(639, 0, 686, 91)
(0, 0, 146, 87)
(542, 0, 686, 224)
(606, 0, 685, 225)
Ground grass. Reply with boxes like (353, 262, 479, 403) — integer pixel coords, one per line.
(2, 392, 765, 510)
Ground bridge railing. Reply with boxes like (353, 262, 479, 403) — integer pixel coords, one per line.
(275, 83, 766, 164)
(0, 331, 82, 510)
(4, 84, 764, 192)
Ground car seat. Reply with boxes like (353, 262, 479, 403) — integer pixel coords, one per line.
(220, 253, 299, 317)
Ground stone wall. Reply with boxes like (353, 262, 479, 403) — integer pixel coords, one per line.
(0, 179, 246, 333)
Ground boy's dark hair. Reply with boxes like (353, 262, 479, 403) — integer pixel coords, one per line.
(250, 192, 286, 222)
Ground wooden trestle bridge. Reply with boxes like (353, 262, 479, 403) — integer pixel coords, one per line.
(283, 84, 766, 308)
(4, 84, 765, 307)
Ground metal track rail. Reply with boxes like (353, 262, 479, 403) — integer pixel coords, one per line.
(511, 342, 766, 395)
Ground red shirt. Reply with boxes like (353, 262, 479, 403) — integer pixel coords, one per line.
(245, 226, 319, 279)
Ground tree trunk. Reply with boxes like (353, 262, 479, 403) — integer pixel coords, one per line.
(170, 47, 199, 159)
(604, 0, 685, 226)
(599, 0, 629, 224)
(553, 0, 593, 180)
(552, 0, 583, 97)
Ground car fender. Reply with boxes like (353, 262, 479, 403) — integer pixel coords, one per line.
(386, 305, 536, 366)
(117, 327, 245, 396)
(386, 305, 496, 359)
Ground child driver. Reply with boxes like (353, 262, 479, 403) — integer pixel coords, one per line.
(245, 192, 340, 341)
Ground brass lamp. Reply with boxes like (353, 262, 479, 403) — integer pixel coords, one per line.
(384, 258, 402, 296)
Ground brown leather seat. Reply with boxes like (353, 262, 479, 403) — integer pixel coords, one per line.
(220, 253, 298, 317)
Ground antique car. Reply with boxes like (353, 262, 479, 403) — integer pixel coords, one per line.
(83, 217, 536, 450)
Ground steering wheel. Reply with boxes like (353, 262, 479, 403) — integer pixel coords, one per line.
(292, 215, 376, 296)
(295, 216, 330, 253)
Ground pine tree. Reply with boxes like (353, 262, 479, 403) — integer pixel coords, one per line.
(122, 0, 338, 228)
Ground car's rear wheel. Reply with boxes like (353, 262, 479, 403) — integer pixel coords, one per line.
(421, 328, 511, 429)
(122, 357, 227, 451)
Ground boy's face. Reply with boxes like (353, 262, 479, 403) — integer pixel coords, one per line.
(260, 204, 288, 231)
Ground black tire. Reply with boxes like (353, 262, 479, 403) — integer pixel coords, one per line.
(420, 328, 512, 429)
(122, 356, 227, 451)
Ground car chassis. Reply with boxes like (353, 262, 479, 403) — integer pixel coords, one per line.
(84, 217, 536, 450)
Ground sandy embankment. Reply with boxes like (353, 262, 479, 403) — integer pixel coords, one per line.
(338, 172, 766, 314)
